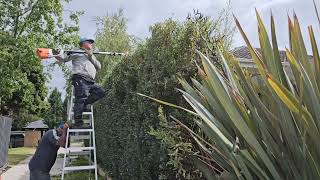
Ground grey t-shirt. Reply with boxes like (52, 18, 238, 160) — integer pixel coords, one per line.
(59, 50, 101, 80)
(29, 130, 60, 172)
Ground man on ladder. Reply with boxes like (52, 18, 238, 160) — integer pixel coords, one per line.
(55, 37, 105, 129)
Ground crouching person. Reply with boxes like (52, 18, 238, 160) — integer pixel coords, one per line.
(29, 123, 69, 180)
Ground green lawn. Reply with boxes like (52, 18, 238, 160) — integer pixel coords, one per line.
(51, 157, 104, 180)
(52, 171, 103, 180)
(7, 147, 36, 166)
(7, 147, 104, 179)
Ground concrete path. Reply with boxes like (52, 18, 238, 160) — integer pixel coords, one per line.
(50, 157, 64, 176)
(2, 148, 65, 180)
(2, 156, 31, 180)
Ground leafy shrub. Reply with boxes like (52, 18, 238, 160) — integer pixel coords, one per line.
(95, 14, 225, 179)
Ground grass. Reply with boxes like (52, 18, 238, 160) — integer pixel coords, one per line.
(6, 147, 104, 179)
(51, 156, 104, 180)
(72, 156, 92, 166)
(57, 154, 64, 158)
(7, 147, 36, 166)
(52, 171, 103, 180)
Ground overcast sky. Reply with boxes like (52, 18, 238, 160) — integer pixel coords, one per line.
(46, 0, 319, 97)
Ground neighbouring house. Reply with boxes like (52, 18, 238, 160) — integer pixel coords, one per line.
(23, 120, 49, 147)
(232, 46, 314, 83)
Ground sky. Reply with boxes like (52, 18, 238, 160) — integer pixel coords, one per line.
(45, 0, 319, 97)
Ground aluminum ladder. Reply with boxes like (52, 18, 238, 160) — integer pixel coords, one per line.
(61, 88, 98, 180)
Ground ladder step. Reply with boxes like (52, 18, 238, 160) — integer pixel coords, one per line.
(70, 112, 93, 115)
(83, 120, 91, 123)
(64, 165, 95, 171)
(69, 151, 91, 156)
(66, 147, 95, 152)
(68, 129, 93, 133)
(70, 135, 91, 140)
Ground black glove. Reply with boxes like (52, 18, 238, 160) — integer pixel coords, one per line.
(52, 49, 61, 55)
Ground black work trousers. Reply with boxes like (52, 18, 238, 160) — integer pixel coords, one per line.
(72, 74, 105, 120)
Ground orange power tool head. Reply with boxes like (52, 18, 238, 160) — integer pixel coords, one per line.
(36, 48, 52, 60)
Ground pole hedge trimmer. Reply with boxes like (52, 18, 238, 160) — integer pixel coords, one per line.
(36, 48, 126, 60)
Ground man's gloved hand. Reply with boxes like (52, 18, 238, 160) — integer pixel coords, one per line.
(52, 49, 61, 55)
(85, 49, 93, 58)
(64, 122, 70, 129)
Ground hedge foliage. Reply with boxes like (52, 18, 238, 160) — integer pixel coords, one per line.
(95, 15, 223, 179)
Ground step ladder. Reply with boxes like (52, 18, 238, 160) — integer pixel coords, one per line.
(61, 88, 98, 180)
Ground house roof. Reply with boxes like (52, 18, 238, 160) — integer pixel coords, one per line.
(232, 46, 312, 61)
(24, 120, 49, 129)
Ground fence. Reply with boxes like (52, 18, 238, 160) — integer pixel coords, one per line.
(0, 116, 12, 171)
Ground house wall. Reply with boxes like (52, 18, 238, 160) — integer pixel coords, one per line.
(24, 130, 41, 147)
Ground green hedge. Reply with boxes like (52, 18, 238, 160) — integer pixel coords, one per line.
(95, 17, 220, 179)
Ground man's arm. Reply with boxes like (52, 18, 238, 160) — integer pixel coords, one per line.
(55, 55, 72, 64)
(56, 124, 69, 147)
(52, 49, 72, 64)
(85, 49, 101, 70)
(89, 55, 101, 70)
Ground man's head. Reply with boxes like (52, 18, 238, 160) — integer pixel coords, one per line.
(79, 37, 94, 50)
(56, 123, 65, 136)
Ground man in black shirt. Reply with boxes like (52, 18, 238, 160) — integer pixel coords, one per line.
(29, 123, 69, 180)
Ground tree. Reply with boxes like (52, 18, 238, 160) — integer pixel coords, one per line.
(0, 0, 81, 117)
(11, 110, 41, 130)
(43, 88, 64, 129)
(94, 9, 137, 83)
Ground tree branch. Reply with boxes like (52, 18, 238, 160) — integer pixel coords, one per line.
(13, 8, 21, 37)
(17, 0, 40, 37)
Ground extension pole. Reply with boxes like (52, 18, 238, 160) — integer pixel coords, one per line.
(36, 48, 126, 60)
(64, 50, 126, 56)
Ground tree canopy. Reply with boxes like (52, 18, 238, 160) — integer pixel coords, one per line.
(94, 9, 136, 83)
(0, 0, 81, 117)
(43, 88, 64, 129)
